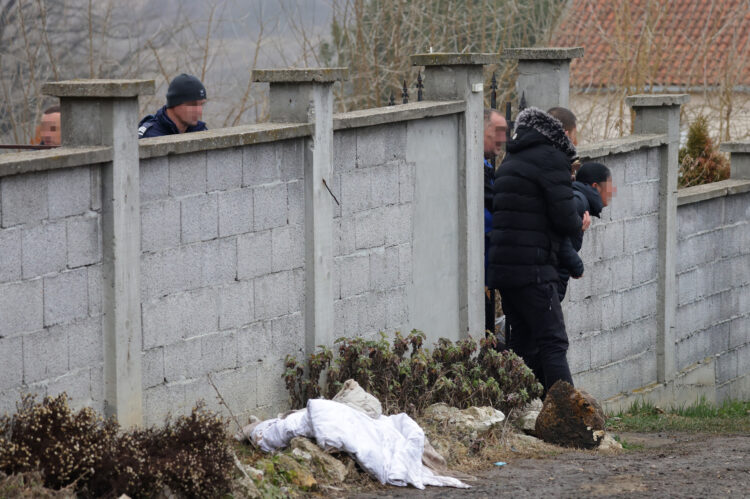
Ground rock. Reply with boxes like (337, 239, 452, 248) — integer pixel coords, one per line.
(292, 448, 312, 461)
(520, 410, 540, 434)
(596, 431, 623, 453)
(290, 437, 348, 484)
(275, 453, 318, 489)
(534, 381, 606, 449)
(424, 403, 505, 434)
(233, 476, 261, 498)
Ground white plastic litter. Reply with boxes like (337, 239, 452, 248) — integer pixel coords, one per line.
(250, 399, 469, 489)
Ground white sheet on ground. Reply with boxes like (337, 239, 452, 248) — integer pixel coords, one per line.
(250, 399, 469, 489)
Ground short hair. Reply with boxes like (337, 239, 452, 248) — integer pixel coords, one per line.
(43, 105, 60, 114)
(484, 107, 501, 125)
(576, 162, 611, 185)
(547, 107, 576, 132)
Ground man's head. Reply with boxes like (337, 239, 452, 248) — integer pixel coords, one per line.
(40, 105, 61, 146)
(483, 108, 508, 159)
(166, 74, 207, 127)
(547, 107, 577, 146)
(577, 162, 616, 207)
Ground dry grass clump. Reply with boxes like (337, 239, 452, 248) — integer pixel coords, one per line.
(0, 393, 233, 498)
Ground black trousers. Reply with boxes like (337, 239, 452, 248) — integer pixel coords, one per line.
(499, 282, 573, 393)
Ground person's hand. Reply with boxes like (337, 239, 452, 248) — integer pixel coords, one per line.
(573, 274, 583, 279)
(581, 211, 591, 232)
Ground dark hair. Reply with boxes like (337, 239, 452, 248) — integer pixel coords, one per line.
(547, 107, 576, 132)
(44, 105, 60, 114)
(576, 162, 611, 185)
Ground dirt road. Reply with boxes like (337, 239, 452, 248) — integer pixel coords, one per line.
(354, 433, 750, 498)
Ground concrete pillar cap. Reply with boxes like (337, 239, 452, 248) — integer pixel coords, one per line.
(42, 79, 155, 98)
(411, 53, 501, 66)
(625, 94, 690, 107)
(252, 68, 348, 83)
(501, 47, 584, 60)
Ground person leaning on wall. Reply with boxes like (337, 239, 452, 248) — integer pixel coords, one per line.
(138, 73, 208, 138)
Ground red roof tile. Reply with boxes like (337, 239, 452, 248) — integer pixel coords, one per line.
(550, 0, 750, 89)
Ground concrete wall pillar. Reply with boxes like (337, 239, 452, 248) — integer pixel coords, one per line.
(626, 94, 689, 384)
(43, 79, 154, 426)
(253, 68, 347, 354)
(411, 53, 499, 339)
(501, 48, 583, 111)
(720, 141, 750, 179)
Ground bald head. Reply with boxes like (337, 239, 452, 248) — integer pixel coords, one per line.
(484, 109, 508, 159)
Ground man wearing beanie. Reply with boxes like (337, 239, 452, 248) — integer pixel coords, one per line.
(138, 73, 208, 138)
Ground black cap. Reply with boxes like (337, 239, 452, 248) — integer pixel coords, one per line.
(166, 74, 206, 108)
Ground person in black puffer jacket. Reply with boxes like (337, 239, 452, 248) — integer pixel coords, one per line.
(487, 106, 589, 394)
(556, 162, 614, 302)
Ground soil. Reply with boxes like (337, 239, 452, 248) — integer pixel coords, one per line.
(351, 433, 750, 498)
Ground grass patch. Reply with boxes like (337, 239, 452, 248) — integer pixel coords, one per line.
(606, 398, 750, 434)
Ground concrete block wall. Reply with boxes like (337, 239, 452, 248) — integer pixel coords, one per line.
(0, 166, 104, 415)
(331, 125, 413, 340)
(139, 139, 306, 426)
(676, 191, 750, 399)
(565, 147, 661, 399)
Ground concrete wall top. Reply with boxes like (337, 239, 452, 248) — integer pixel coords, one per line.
(677, 178, 750, 206)
(577, 134, 667, 160)
(43, 79, 155, 98)
(721, 141, 750, 153)
(502, 47, 584, 60)
(625, 94, 690, 107)
(411, 53, 501, 66)
(252, 68, 348, 83)
(333, 101, 465, 130)
(0, 146, 112, 178)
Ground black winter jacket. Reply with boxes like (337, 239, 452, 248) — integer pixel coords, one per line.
(556, 181, 604, 300)
(486, 107, 581, 289)
(138, 105, 207, 138)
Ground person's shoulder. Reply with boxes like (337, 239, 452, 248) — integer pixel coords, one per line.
(138, 114, 159, 138)
(188, 121, 208, 132)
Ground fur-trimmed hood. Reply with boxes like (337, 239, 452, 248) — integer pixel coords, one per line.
(512, 107, 577, 158)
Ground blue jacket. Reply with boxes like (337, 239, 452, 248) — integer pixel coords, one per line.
(138, 105, 207, 138)
(484, 159, 494, 280)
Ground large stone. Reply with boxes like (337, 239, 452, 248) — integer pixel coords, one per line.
(290, 437, 348, 484)
(534, 381, 606, 449)
(274, 453, 317, 489)
(423, 403, 505, 435)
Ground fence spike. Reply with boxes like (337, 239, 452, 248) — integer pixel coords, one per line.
(417, 72, 424, 102)
(389, 91, 395, 106)
(490, 72, 498, 109)
(402, 79, 409, 104)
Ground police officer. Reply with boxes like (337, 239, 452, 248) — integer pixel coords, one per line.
(138, 73, 208, 138)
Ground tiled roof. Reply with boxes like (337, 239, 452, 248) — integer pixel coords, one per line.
(550, 0, 750, 89)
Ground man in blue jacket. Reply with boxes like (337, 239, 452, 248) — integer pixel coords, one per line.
(138, 74, 208, 138)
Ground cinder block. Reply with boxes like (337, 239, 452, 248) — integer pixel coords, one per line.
(287, 180, 304, 226)
(141, 288, 218, 349)
(363, 291, 387, 333)
(599, 292, 623, 331)
(255, 360, 288, 414)
(1, 172, 48, 227)
(22, 221, 66, 278)
(355, 209, 386, 249)
(371, 163, 400, 207)
(385, 285, 408, 330)
(200, 330, 238, 373)
(677, 198, 724, 240)
(0, 228, 22, 283)
(47, 368, 92, 408)
(339, 294, 368, 338)
(63, 317, 102, 370)
(254, 271, 290, 320)
(22, 327, 68, 384)
(370, 246, 400, 291)
(278, 139, 305, 181)
(340, 169, 371, 214)
(338, 253, 370, 298)
(140, 157, 169, 202)
(0, 336, 23, 391)
(207, 147, 243, 192)
(729, 315, 750, 349)
(589, 332, 612, 368)
(646, 147, 661, 180)
(677, 267, 703, 306)
(567, 336, 591, 373)
(140, 244, 203, 300)
(142, 347, 165, 388)
(623, 149, 652, 184)
(90, 168, 101, 211)
(333, 130, 356, 172)
(384, 204, 412, 246)
(270, 312, 305, 361)
(204, 365, 259, 423)
(675, 230, 715, 272)
(141, 199, 181, 253)
(218, 280, 254, 330)
(399, 161, 415, 203)
(218, 188, 253, 237)
(620, 281, 657, 324)
(720, 224, 750, 260)
(243, 143, 279, 186)
(565, 296, 602, 335)
(398, 243, 412, 284)
(271, 225, 304, 272)
(335, 216, 356, 257)
(87, 264, 102, 316)
(724, 193, 750, 225)
(709, 322, 731, 356)
(609, 254, 634, 293)
(143, 383, 188, 427)
(164, 336, 202, 382)
(181, 194, 218, 243)
(169, 152, 207, 197)
(238, 320, 273, 364)
(253, 184, 288, 231)
(47, 167, 91, 219)
(67, 215, 101, 268)
(356, 126, 388, 168)
(202, 237, 237, 287)
(237, 230, 272, 279)
(290, 268, 305, 314)
(623, 215, 658, 253)
(632, 249, 657, 286)
(44, 268, 88, 326)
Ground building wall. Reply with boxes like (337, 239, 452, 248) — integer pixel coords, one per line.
(0, 166, 104, 415)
